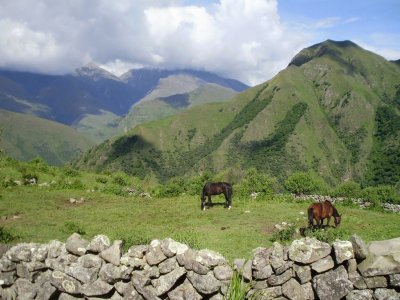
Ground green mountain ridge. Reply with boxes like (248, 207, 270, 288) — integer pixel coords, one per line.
(73, 40, 400, 186)
(0, 109, 94, 165)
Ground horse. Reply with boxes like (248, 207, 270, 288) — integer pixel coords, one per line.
(201, 182, 233, 211)
(308, 200, 341, 229)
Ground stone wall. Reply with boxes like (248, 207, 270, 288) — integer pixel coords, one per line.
(0, 233, 399, 299)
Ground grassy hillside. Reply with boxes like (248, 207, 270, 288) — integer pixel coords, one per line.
(73, 40, 400, 186)
(0, 109, 94, 165)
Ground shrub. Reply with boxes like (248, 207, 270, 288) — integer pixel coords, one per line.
(95, 176, 108, 184)
(0, 226, 18, 243)
(331, 181, 362, 198)
(235, 168, 277, 199)
(284, 172, 326, 195)
(270, 225, 296, 243)
(62, 167, 80, 177)
(152, 177, 185, 198)
(54, 179, 85, 190)
(225, 268, 251, 300)
(303, 227, 346, 243)
(62, 222, 86, 235)
(361, 185, 400, 205)
(112, 172, 130, 186)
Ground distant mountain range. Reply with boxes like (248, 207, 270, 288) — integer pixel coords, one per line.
(73, 40, 400, 186)
(0, 66, 248, 163)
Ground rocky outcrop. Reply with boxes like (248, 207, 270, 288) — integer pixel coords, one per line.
(0, 234, 399, 299)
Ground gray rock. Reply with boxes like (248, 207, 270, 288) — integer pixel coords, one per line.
(255, 286, 282, 299)
(346, 289, 373, 300)
(302, 282, 314, 300)
(88, 235, 110, 253)
(152, 267, 186, 296)
(364, 276, 387, 288)
(293, 264, 311, 284)
(99, 263, 129, 284)
(313, 266, 353, 300)
(187, 270, 222, 295)
(145, 240, 167, 266)
(161, 238, 189, 257)
(196, 249, 227, 268)
(346, 258, 357, 273)
(271, 242, 285, 270)
(214, 265, 233, 281)
(47, 240, 66, 258)
(127, 245, 148, 259)
(348, 271, 367, 289)
(311, 255, 335, 273)
(282, 278, 307, 300)
(234, 259, 252, 281)
(374, 288, 400, 300)
(6, 243, 38, 262)
(131, 272, 151, 289)
(114, 281, 139, 297)
(358, 237, 400, 276)
(36, 281, 57, 300)
(82, 278, 113, 296)
(0, 270, 17, 286)
(333, 241, 354, 264)
(50, 270, 82, 295)
(58, 293, 83, 300)
(0, 257, 16, 272)
(120, 254, 146, 269)
(267, 268, 293, 286)
(158, 257, 179, 274)
(66, 233, 89, 256)
(0, 285, 17, 300)
(252, 247, 272, 280)
(168, 278, 203, 300)
(349, 234, 368, 261)
(15, 278, 36, 300)
(45, 253, 78, 272)
(77, 254, 104, 269)
(390, 273, 400, 287)
(289, 238, 331, 264)
(99, 240, 123, 266)
(136, 284, 160, 300)
(65, 263, 99, 284)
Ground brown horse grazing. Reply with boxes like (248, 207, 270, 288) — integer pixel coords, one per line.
(201, 182, 232, 211)
(308, 200, 341, 229)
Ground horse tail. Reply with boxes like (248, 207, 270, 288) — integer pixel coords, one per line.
(308, 207, 314, 227)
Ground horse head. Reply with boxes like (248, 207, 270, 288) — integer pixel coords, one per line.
(334, 214, 342, 227)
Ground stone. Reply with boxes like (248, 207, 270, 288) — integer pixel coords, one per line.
(349, 234, 368, 261)
(0, 270, 17, 286)
(15, 278, 37, 300)
(187, 270, 222, 295)
(98, 263, 129, 284)
(47, 240, 66, 258)
(36, 281, 57, 300)
(302, 282, 314, 300)
(364, 276, 387, 288)
(234, 259, 252, 281)
(120, 254, 146, 269)
(271, 242, 285, 271)
(127, 245, 148, 259)
(196, 249, 227, 268)
(389, 273, 400, 287)
(346, 258, 357, 273)
(99, 240, 123, 266)
(158, 257, 179, 274)
(313, 266, 353, 300)
(289, 238, 331, 264)
(161, 238, 189, 257)
(293, 264, 311, 284)
(374, 288, 400, 300)
(282, 278, 307, 300)
(252, 247, 272, 280)
(88, 235, 110, 253)
(65, 263, 99, 284)
(152, 267, 186, 296)
(131, 272, 151, 289)
(0, 285, 17, 300)
(58, 293, 82, 300)
(267, 268, 293, 286)
(66, 233, 89, 256)
(311, 255, 335, 273)
(77, 254, 104, 269)
(255, 286, 282, 299)
(82, 278, 113, 296)
(358, 237, 400, 276)
(0, 257, 17, 272)
(6, 243, 38, 262)
(114, 281, 137, 297)
(346, 289, 373, 300)
(168, 279, 202, 300)
(214, 265, 233, 281)
(333, 240, 354, 264)
(348, 271, 367, 289)
(50, 270, 82, 295)
(145, 240, 167, 266)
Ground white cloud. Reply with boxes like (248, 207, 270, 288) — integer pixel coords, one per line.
(0, 0, 309, 85)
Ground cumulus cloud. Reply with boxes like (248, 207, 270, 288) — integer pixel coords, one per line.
(0, 0, 309, 85)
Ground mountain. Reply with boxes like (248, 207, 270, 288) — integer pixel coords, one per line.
(0, 109, 94, 165)
(72, 40, 400, 186)
(0, 66, 249, 143)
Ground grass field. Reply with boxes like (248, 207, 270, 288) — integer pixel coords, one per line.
(1, 185, 399, 262)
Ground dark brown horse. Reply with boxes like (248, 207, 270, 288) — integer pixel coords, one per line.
(201, 182, 232, 211)
(308, 200, 341, 229)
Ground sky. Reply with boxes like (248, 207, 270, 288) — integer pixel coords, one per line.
(0, 0, 399, 86)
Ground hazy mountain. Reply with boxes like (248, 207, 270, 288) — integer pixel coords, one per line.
(72, 40, 400, 186)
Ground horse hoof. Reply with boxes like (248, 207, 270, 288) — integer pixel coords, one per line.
(202, 207, 205, 211)
(228, 206, 231, 210)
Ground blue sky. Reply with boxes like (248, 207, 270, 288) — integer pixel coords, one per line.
(0, 0, 398, 85)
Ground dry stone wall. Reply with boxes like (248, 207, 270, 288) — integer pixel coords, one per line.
(0, 233, 399, 299)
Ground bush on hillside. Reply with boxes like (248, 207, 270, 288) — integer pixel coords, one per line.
(361, 185, 400, 205)
(331, 181, 362, 198)
(152, 177, 186, 198)
(284, 172, 327, 195)
(235, 168, 277, 199)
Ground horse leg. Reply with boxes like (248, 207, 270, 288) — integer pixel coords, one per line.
(201, 197, 206, 211)
(208, 195, 212, 208)
(224, 192, 232, 209)
(326, 216, 331, 227)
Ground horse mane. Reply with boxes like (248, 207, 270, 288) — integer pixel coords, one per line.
(332, 205, 340, 217)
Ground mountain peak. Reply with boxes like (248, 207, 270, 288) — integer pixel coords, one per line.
(74, 63, 120, 81)
(288, 39, 360, 67)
